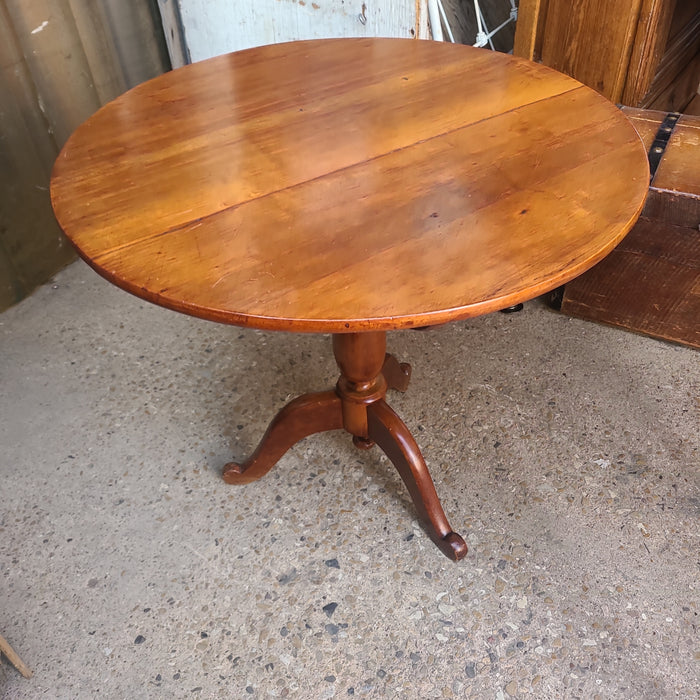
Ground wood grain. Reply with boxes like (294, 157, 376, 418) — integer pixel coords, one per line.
(512, 0, 548, 60)
(559, 217, 700, 348)
(558, 107, 700, 349)
(653, 113, 700, 194)
(514, 0, 698, 110)
(539, 0, 644, 101)
(629, 109, 700, 228)
(51, 38, 648, 333)
(640, 8, 700, 104)
(620, 0, 677, 106)
(0, 632, 32, 679)
(646, 49, 700, 110)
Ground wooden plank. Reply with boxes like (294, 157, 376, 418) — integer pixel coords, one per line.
(560, 217, 700, 348)
(641, 10, 700, 107)
(620, 107, 700, 210)
(685, 91, 700, 115)
(558, 108, 700, 348)
(622, 106, 665, 150)
(622, 108, 700, 198)
(621, 108, 700, 226)
(0, 633, 33, 679)
(513, 0, 548, 60)
(643, 188, 700, 228)
(620, 0, 677, 106)
(668, 0, 700, 41)
(540, 0, 643, 102)
(653, 114, 700, 194)
(416, 0, 429, 42)
(646, 48, 700, 110)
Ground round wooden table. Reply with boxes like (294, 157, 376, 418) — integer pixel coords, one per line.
(51, 38, 649, 560)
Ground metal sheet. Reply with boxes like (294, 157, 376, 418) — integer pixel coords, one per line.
(0, 0, 169, 310)
(171, 0, 427, 63)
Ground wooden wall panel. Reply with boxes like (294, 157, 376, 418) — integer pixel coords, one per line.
(540, 0, 644, 101)
(515, 0, 699, 110)
(620, 0, 677, 105)
(513, 0, 549, 60)
(647, 50, 700, 109)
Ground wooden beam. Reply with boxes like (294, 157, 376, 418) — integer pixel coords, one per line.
(0, 633, 33, 679)
(513, 0, 548, 60)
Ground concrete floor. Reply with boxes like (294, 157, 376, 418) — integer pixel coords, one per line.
(1, 260, 698, 699)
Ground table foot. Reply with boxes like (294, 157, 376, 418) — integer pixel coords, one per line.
(222, 390, 343, 484)
(367, 400, 468, 561)
(382, 353, 411, 392)
(223, 332, 466, 561)
(352, 436, 375, 450)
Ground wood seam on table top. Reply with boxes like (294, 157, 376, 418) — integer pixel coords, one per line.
(85, 109, 648, 333)
(90, 84, 586, 262)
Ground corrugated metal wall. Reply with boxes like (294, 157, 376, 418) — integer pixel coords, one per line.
(0, 0, 170, 311)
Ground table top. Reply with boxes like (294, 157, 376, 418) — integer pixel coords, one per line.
(50, 38, 649, 333)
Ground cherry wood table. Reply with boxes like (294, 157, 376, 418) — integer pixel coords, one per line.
(51, 38, 648, 560)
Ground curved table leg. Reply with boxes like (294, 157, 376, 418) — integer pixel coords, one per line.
(223, 333, 466, 561)
(367, 400, 468, 561)
(223, 390, 343, 484)
(382, 353, 411, 392)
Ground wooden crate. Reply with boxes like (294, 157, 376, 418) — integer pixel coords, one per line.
(552, 107, 700, 349)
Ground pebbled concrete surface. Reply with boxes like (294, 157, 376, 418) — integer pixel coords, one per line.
(1, 260, 698, 699)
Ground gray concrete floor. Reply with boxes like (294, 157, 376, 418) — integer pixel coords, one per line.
(1, 260, 698, 699)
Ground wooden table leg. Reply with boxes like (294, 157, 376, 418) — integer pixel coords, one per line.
(366, 400, 467, 561)
(223, 331, 466, 560)
(382, 353, 411, 392)
(222, 391, 343, 483)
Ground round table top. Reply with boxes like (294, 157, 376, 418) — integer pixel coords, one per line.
(51, 38, 649, 333)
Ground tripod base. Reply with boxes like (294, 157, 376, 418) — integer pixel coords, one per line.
(223, 332, 466, 561)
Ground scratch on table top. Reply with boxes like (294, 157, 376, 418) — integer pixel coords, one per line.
(213, 270, 236, 288)
(31, 20, 49, 34)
